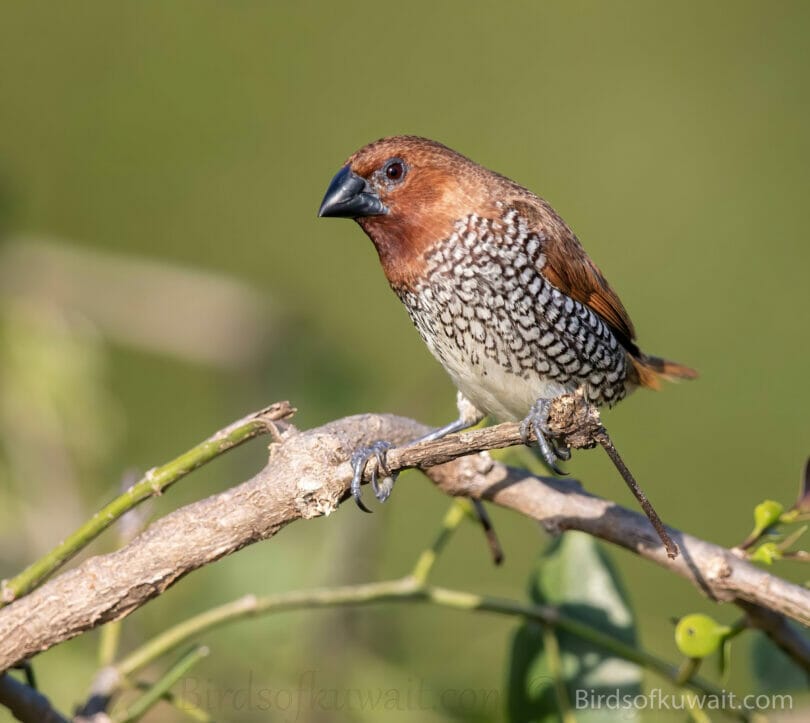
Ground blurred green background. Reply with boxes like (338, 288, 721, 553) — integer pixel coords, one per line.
(1, 1, 809, 721)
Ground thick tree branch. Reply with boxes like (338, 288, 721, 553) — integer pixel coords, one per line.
(0, 402, 808, 675)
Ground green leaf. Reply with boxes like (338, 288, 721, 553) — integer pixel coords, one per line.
(750, 629, 810, 692)
(507, 532, 642, 722)
(674, 614, 731, 659)
(750, 542, 781, 565)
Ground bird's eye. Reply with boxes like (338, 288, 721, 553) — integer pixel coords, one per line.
(384, 159, 406, 182)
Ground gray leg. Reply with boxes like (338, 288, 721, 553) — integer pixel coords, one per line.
(413, 398, 482, 443)
(519, 397, 568, 476)
(350, 393, 484, 511)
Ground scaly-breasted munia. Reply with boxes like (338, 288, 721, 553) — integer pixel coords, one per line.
(319, 136, 697, 510)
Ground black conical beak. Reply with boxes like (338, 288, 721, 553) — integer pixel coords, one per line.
(318, 165, 388, 219)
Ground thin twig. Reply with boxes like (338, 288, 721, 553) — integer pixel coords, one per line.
(594, 427, 679, 559)
(99, 580, 743, 719)
(130, 680, 213, 722)
(0, 673, 68, 723)
(115, 646, 209, 723)
(410, 500, 468, 585)
(470, 498, 504, 565)
(0, 402, 295, 607)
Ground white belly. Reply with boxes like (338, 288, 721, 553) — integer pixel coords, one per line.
(431, 335, 571, 422)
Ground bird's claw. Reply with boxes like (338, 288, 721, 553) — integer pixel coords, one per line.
(550, 437, 572, 461)
(520, 398, 569, 475)
(350, 440, 398, 512)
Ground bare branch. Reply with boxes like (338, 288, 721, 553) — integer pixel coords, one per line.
(0, 401, 808, 676)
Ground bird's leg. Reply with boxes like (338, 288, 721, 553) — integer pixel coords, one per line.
(350, 392, 485, 512)
(519, 397, 569, 475)
(415, 392, 485, 442)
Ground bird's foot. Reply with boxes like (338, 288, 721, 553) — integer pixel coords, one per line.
(551, 437, 572, 461)
(350, 440, 398, 512)
(520, 398, 569, 475)
(350, 394, 485, 512)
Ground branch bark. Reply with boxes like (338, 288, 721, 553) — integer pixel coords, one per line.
(0, 404, 808, 674)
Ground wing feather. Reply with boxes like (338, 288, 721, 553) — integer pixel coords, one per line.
(508, 199, 639, 355)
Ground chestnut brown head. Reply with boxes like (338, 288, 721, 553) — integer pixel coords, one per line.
(319, 136, 495, 286)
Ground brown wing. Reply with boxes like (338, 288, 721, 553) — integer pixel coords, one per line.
(509, 199, 639, 355)
(542, 234, 639, 354)
(506, 198, 698, 388)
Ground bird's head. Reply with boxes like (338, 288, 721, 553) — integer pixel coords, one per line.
(319, 136, 495, 287)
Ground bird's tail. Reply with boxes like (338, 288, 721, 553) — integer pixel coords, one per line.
(630, 354, 699, 390)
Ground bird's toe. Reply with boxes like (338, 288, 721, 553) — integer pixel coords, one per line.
(521, 398, 568, 475)
(350, 440, 398, 510)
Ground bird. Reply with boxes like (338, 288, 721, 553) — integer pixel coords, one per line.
(319, 136, 697, 510)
